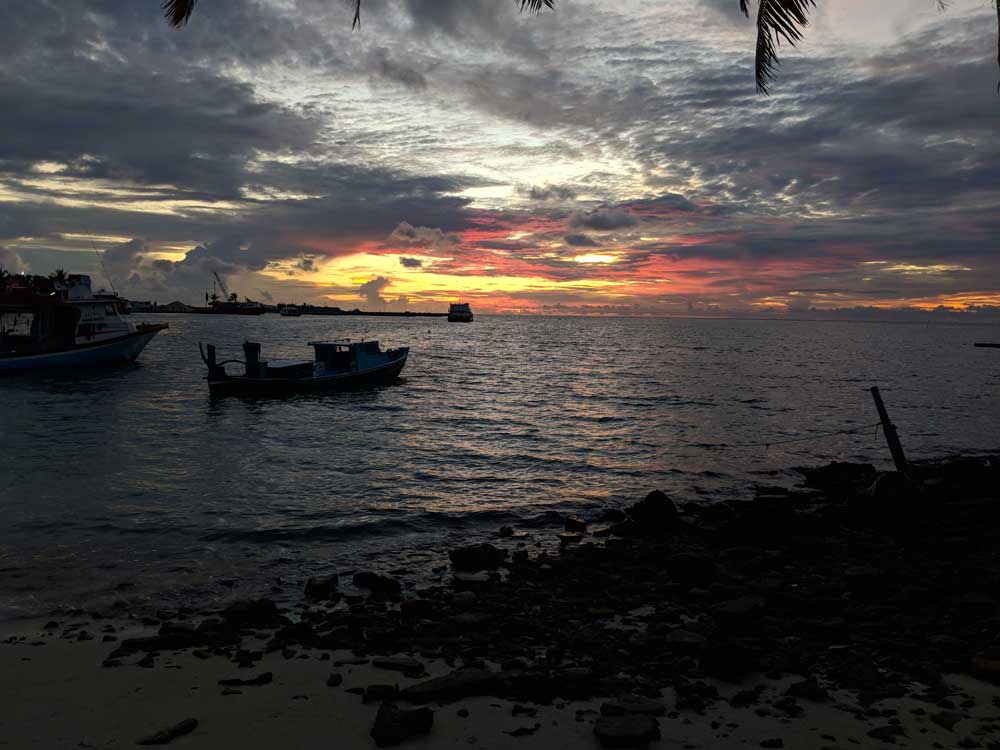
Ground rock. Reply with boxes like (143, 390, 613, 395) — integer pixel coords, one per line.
(373, 656, 425, 677)
(600, 696, 667, 717)
(499, 525, 514, 538)
(304, 574, 339, 599)
(669, 553, 719, 585)
(713, 596, 765, 632)
(930, 710, 964, 731)
(565, 516, 588, 532)
(448, 543, 508, 571)
(663, 629, 707, 647)
(558, 532, 584, 545)
(730, 688, 762, 707)
(400, 599, 436, 620)
(217, 672, 273, 687)
(602, 508, 627, 523)
(136, 718, 198, 745)
(452, 591, 477, 609)
(867, 725, 906, 743)
(370, 702, 434, 748)
(592, 526, 613, 537)
(364, 684, 399, 703)
(326, 673, 343, 687)
(785, 678, 830, 703)
(700, 643, 758, 682)
(352, 572, 403, 596)
(220, 599, 280, 628)
(625, 490, 678, 530)
(400, 669, 502, 703)
(801, 461, 876, 490)
(593, 715, 660, 748)
(866, 472, 911, 502)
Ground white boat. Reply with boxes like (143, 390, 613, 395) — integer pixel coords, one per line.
(447, 302, 474, 322)
(0, 273, 167, 372)
(279, 306, 302, 317)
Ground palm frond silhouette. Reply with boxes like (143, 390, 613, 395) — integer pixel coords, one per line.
(162, 1, 999, 94)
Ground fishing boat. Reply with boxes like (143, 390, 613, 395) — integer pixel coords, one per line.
(447, 302, 474, 322)
(200, 338, 409, 396)
(0, 273, 167, 371)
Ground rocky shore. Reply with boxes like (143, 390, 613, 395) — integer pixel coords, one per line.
(3, 454, 1000, 749)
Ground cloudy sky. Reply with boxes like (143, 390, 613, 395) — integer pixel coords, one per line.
(1, 0, 998, 315)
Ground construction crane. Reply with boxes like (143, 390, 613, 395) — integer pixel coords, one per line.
(212, 270, 229, 299)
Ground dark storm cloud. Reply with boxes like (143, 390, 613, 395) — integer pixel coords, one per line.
(399, 256, 424, 268)
(0, 1, 329, 198)
(569, 210, 639, 231)
(564, 233, 600, 247)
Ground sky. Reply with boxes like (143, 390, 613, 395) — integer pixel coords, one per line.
(1, 0, 999, 316)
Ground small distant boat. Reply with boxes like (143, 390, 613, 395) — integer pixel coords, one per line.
(279, 306, 302, 317)
(200, 338, 409, 396)
(448, 302, 474, 322)
(0, 273, 167, 371)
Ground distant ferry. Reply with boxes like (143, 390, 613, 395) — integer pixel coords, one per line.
(0, 273, 167, 371)
(279, 306, 302, 317)
(195, 299, 268, 315)
(448, 302, 474, 322)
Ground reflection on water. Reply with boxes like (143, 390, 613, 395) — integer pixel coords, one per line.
(1, 314, 998, 618)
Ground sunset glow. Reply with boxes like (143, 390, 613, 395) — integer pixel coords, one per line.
(1, 1, 998, 318)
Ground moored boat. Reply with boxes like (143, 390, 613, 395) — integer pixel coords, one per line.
(200, 338, 408, 396)
(447, 302, 474, 322)
(0, 273, 167, 372)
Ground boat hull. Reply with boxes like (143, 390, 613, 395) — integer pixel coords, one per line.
(208, 352, 408, 396)
(0, 327, 165, 372)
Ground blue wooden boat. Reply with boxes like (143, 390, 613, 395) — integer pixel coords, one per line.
(200, 339, 409, 396)
(0, 273, 167, 372)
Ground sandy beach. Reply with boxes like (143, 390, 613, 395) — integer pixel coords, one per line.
(3, 455, 1000, 749)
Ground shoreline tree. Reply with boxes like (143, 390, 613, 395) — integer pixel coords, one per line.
(162, 0, 1000, 93)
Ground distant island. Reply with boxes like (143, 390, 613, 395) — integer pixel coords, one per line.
(128, 300, 447, 317)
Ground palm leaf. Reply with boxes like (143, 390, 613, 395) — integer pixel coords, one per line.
(163, 0, 196, 27)
(754, 0, 815, 94)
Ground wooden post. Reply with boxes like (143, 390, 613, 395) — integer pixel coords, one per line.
(870, 386, 909, 476)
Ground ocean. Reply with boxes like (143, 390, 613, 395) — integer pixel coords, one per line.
(1, 314, 997, 620)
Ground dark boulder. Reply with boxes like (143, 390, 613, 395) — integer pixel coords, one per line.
(220, 599, 281, 628)
(785, 678, 830, 702)
(565, 515, 588, 532)
(625, 490, 678, 530)
(352, 572, 403, 596)
(801, 461, 876, 490)
(136, 718, 198, 746)
(448, 543, 508, 571)
(373, 656, 425, 677)
(669, 553, 719, 585)
(400, 668, 502, 703)
(594, 715, 660, 748)
(370, 702, 434, 748)
(304, 574, 339, 599)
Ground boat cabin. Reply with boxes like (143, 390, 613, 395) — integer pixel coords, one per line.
(0, 274, 133, 356)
